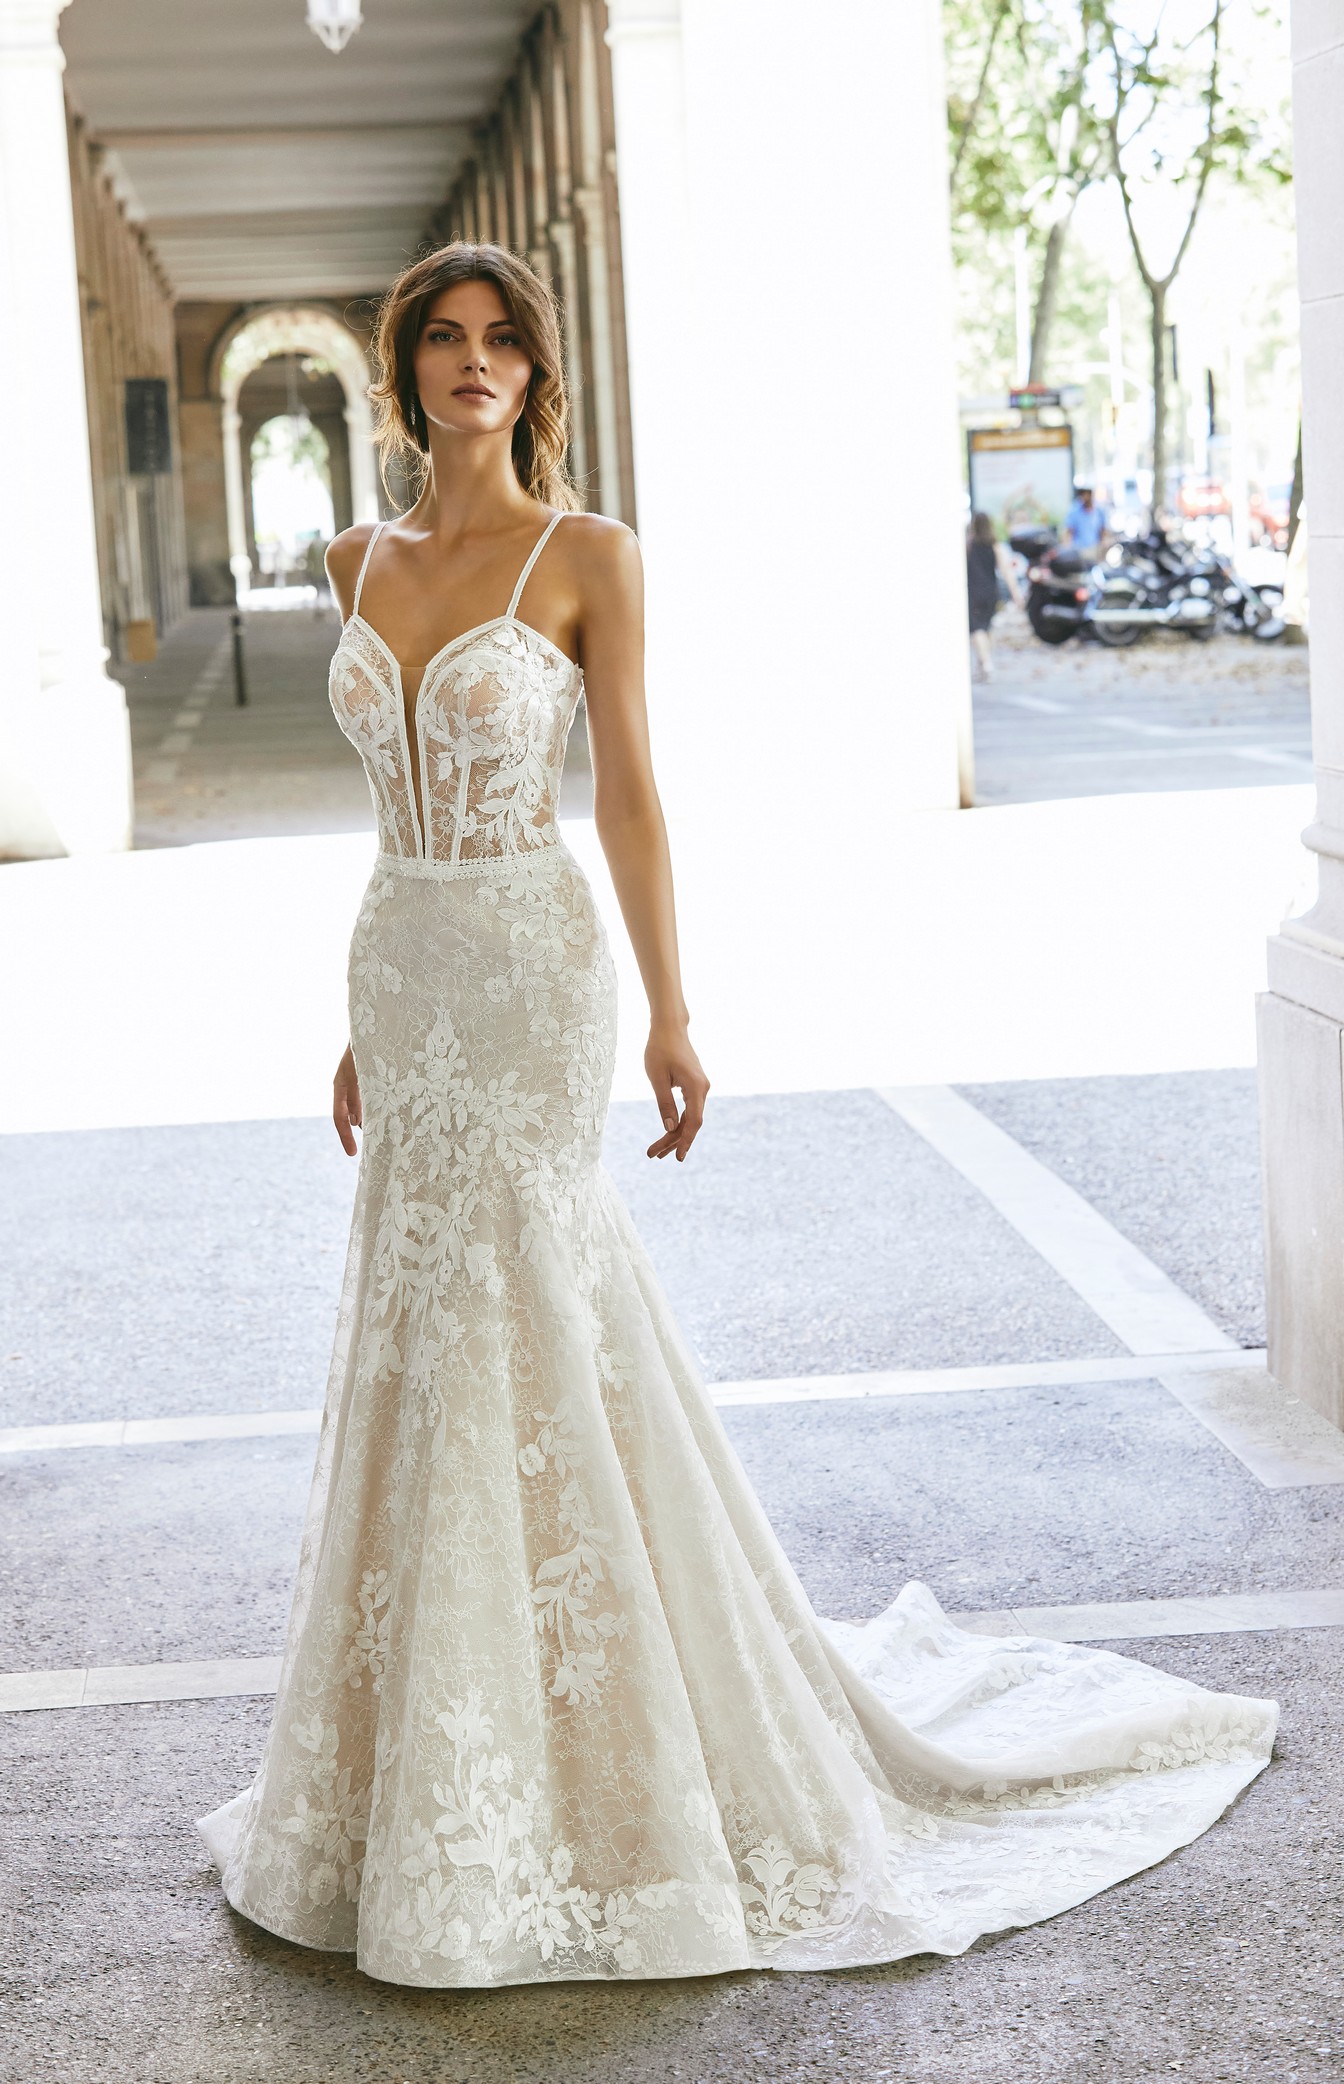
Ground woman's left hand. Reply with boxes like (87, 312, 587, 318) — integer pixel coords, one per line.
(645, 1025, 709, 1162)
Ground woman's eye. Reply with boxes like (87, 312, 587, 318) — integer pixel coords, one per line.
(490, 332, 520, 347)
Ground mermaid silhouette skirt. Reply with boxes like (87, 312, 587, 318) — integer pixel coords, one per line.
(197, 840, 1277, 1987)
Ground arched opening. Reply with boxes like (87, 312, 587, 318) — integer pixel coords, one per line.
(239, 355, 343, 596)
(249, 410, 335, 592)
(214, 304, 381, 600)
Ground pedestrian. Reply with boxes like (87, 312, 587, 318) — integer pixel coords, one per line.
(967, 510, 1022, 682)
(1062, 480, 1108, 554)
(196, 240, 1276, 1988)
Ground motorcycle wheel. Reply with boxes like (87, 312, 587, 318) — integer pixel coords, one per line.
(1027, 604, 1076, 646)
(1094, 616, 1142, 648)
(1185, 617, 1217, 642)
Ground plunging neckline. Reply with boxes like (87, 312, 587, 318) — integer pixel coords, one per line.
(339, 512, 579, 862)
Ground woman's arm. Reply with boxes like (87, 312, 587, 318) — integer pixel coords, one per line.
(325, 526, 378, 1152)
(574, 520, 709, 1162)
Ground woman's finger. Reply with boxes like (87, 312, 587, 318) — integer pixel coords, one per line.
(676, 1083, 707, 1160)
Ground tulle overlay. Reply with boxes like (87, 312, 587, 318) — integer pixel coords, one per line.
(197, 538, 1276, 1984)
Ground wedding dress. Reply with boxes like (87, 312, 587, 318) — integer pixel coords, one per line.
(197, 513, 1277, 1987)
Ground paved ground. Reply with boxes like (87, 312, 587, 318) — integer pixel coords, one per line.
(970, 612, 1312, 805)
(2, 1071, 1342, 2081)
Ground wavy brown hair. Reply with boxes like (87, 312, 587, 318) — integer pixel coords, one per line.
(369, 242, 579, 512)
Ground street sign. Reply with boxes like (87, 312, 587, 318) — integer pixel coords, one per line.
(125, 378, 172, 475)
(1009, 385, 1062, 411)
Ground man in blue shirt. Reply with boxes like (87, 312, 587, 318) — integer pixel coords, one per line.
(1063, 484, 1108, 552)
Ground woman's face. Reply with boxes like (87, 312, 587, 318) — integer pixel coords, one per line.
(412, 280, 534, 445)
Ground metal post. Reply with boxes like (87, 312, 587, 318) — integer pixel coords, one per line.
(231, 608, 248, 707)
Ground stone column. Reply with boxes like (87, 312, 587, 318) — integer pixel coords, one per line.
(1257, 4, 1344, 1428)
(604, 0, 972, 835)
(0, 0, 132, 857)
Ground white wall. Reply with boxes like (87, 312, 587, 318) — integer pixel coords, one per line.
(607, 0, 972, 836)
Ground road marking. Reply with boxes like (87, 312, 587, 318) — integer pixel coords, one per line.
(1157, 1363, 1344, 1489)
(951, 1586, 1344, 1643)
(5, 1588, 1339, 1713)
(0, 1351, 1267, 1456)
(1231, 746, 1312, 768)
(878, 1085, 1235, 1355)
(710, 1349, 1259, 1407)
(877, 1087, 1344, 1489)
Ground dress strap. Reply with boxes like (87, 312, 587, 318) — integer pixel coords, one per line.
(506, 512, 566, 620)
(352, 521, 386, 617)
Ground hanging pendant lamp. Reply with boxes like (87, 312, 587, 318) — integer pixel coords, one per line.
(307, 0, 363, 53)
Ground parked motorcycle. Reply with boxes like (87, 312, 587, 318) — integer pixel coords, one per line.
(1208, 555, 1286, 640)
(1011, 528, 1093, 646)
(1084, 532, 1213, 646)
(1085, 530, 1285, 646)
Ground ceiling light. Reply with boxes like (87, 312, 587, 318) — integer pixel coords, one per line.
(307, 0, 362, 53)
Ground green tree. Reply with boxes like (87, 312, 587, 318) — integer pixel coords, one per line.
(1101, 0, 1293, 517)
(946, 0, 1108, 384)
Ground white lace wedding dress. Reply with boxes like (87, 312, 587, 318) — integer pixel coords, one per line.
(197, 513, 1277, 1987)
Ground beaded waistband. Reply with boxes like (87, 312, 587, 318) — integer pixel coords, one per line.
(374, 839, 567, 880)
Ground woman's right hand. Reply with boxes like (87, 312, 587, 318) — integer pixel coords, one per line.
(333, 1043, 362, 1156)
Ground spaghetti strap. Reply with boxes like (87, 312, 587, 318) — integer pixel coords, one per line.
(352, 520, 386, 617)
(506, 511, 566, 620)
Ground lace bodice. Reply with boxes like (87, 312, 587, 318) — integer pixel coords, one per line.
(329, 513, 582, 865)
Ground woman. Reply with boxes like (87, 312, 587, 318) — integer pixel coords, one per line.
(197, 244, 1275, 1987)
(967, 509, 1022, 681)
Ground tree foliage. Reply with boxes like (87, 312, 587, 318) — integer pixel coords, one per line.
(945, 0, 1294, 501)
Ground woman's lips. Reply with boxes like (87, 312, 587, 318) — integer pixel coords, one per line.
(453, 385, 494, 398)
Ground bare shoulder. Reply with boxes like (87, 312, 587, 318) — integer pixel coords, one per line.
(325, 521, 380, 617)
(555, 511, 641, 598)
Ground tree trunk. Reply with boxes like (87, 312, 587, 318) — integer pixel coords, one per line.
(1149, 279, 1167, 525)
(1027, 211, 1070, 385)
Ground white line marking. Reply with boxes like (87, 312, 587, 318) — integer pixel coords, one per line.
(6, 1590, 1340, 1713)
(952, 1586, 1344, 1643)
(141, 757, 179, 785)
(0, 1353, 1267, 1455)
(708, 1348, 1260, 1408)
(1230, 746, 1312, 768)
(156, 731, 194, 755)
(879, 1085, 1236, 1355)
(1157, 1364, 1344, 1489)
(0, 1655, 284, 1714)
(170, 710, 204, 732)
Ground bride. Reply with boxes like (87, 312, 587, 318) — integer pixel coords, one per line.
(197, 242, 1276, 1986)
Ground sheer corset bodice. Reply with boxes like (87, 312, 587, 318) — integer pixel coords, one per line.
(329, 512, 581, 866)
